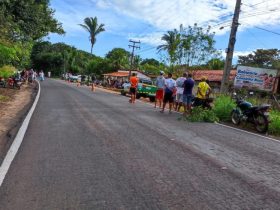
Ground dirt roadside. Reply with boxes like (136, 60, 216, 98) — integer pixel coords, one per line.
(0, 83, 38, 163)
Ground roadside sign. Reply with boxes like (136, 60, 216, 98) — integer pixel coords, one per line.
(234, 65, 278, 91)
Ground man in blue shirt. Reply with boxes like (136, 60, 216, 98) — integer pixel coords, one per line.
(183, 73, 195, 116)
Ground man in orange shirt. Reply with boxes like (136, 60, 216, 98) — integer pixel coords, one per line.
(129, 73, 138, 103)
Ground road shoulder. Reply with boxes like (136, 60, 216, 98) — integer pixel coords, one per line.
(0, 82, 38, 164)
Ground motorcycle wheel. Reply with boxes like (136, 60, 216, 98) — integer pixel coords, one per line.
(254, 114, 268, 133)
(231, 110, 240, 125)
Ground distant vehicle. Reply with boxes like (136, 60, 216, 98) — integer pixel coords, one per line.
(121, 78, 156, 102)
(69, 75, 81, 82)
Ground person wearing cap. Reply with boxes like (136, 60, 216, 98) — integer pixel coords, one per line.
(194, 76, 211, 107)
(155, 71, 165, 108)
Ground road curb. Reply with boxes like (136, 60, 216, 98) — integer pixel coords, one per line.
(215, 122, 280, 143)
(0, 80, 41, 186)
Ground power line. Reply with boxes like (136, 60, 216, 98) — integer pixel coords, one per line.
(241, 4, 280, 15)
(254, 26, 280, 36)
(246, 29, 268, 48)
(137, 46, 158, 54)
(214, 9, 280, 31)
(240, 9, 280, 19)
(249, 0, 275, 7)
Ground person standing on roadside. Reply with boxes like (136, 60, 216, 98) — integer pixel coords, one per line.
(39, 70, 44, 81)
(194, 76, 211, 107)
(175, 72, 187, 111)
(129, 73, 138, 104)
(160, 73, 176, 113)
(183, 73, 195, 116)
(154, 71, 165, 108)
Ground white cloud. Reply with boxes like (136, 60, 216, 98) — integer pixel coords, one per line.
(52, 0, 280, 44)
(219, 50, 253, 59)
(130, 32, 164, 46)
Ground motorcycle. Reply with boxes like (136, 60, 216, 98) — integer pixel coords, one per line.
(7, 76, 22, 89)
(192, 96, 214, 109)
(231, 93, 270, 133)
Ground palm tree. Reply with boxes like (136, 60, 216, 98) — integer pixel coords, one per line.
(157, 29, 181, 66)
(79, 17, 105, 54)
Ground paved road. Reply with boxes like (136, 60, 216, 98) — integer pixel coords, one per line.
(0, 79, 280, 210)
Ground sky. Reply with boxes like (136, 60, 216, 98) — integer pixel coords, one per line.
(48, 0, 280, 64)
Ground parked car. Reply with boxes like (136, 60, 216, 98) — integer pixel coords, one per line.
(69, 75, 81, 82)
(121, 78, 157, 102)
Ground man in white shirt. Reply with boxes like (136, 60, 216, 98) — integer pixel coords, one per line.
(175, 72, 187, 111)
(160, 73, 176, 113)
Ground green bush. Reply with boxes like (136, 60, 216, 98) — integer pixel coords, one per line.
(213, 95, 235, 121)
(268, 110, 280, 136)
(0, 65, 16, 78)
(187, 107, 218, 123)
(0, 43, 17, 66)
(183, 95, 280, 137)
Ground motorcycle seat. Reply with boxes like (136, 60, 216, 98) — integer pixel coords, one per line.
(248, 106, 258, 110)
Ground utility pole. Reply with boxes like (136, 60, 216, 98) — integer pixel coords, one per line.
(220, 0, 242, 93)
(128, 39, 140, 79)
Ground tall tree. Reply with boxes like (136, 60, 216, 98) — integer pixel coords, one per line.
(105, 48, 130, 70)
(141, 58, 160, 66)
(0, 0, 64, 67)
(157, 29, 181, 66)
(179, 24, 216, 66)
(207, 58, 225, 70)
(79, 17, 105, 54)
(238, 49, 280, 68)
(0, 0, 64, 42)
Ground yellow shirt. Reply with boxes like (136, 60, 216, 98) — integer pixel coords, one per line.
(197, 81, 210, 99)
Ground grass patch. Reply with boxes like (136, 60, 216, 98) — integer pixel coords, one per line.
(0, 95, 9, 102)
(268, 110, 280, 136)
(212, 95, 235, 121)
(186, 106, 218, 123)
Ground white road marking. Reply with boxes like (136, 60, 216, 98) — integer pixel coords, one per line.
(215, 122, 280, 143)
(0, 81, 41, 186)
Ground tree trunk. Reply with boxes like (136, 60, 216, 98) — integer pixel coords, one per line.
(90, 44, 93, 54)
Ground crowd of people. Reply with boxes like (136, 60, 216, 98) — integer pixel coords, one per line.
(17, 69, 35, 83)
(15, 69, 45, 83)
(129, 71, 212, 116)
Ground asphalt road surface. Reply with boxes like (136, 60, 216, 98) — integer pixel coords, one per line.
(0, 79, 280, 210)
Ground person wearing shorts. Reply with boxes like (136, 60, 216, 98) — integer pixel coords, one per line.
(183, 73, 195, 116)
(155, 71, 165, 108)
(160, 73, 176, 113)
(175, 72, 187, 111)
(129, 73, 138, 104)
(193, 76, 211, 107)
